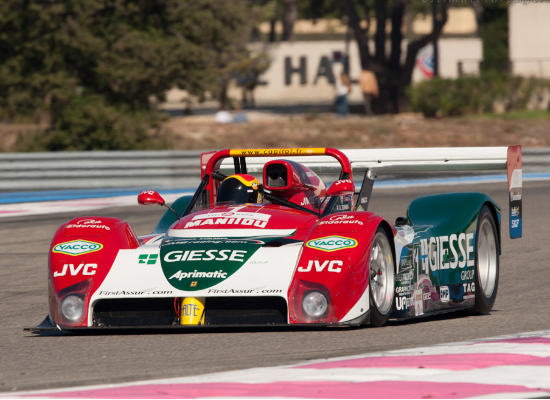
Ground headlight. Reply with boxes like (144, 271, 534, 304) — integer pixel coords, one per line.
(302, 291, 328, 319)
(61, 295, 84, 323)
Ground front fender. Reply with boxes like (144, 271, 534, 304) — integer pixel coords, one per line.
(48, 217, 139, 327)
(288, 212, 395, 324)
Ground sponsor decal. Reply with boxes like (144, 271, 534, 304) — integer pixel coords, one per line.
(463, 282, 475, 293)
(510, 193, 521, 202)
(319, 215, 363, 226)
(66, 219, 111, 230)
(230, 148, 325, 157)
(463, 294, 475, 300)
(360, 197, 368, 204)
(169, 270, 228, 280)
(440, 286, 450, 303)
(461, 269, 475, 280)
(396, 296, 412, 311)
(182, 303, 202, 318)
(54, 263, 97, 277)
(306, 236, 357, 252)
(511, 219, 520, 228)
(184, 206, 271, 229)
(511, 206, 520, 217)
(423, 292, 431, 300)
(139, 254, 158, 265)
(414, 289, 423, 316)
(419, 233, 474, 272)
(164, 249, 247, 263)
(208, 288, 283, 294)
(396, 271, 414, 282)
(334, 179, 354, 185)
(396, 285, 414, 294)
(160, 237, 280, 291)
(98, 290, 172, 296)
(52, 240, 103, 256)
(297, 260, 343, 273)
(400, 257, 412, 268)
(301, 197, 311, 206)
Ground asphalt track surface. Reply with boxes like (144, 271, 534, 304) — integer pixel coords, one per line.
(2, 180, 550, 393)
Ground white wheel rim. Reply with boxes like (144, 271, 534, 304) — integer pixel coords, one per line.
(369, 233, 395, 315)
(478, 219, 497, 297)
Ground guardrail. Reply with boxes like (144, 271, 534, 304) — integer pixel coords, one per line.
(0, 148, 547, 191)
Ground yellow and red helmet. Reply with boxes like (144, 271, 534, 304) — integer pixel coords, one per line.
(217, 174, 261, 204)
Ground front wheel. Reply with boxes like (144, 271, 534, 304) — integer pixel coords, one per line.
(369, 228, 395, 327)
(472, 205, 499, 314)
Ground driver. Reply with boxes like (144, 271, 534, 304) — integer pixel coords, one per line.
(217, 174, 262, 204)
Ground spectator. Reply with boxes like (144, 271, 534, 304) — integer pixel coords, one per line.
(358, 69, 379, 116)
(215, 107, 232, 124)
(233, 107, 248, 123)
(335, 71, 352, 117)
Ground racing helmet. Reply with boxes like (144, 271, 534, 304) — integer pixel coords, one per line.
(217, 174, 261, 204)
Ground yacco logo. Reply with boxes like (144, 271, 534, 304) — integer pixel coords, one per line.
(319, 215, 363, 226)
(297, 260, 343, 273)
(164, 250, 247, 262)
(52, 240, 103, 256)
(419, 233, 474, 272)
(54, 263, 97, 277)
(139, 254, 158, 265)
(66, 219, 110, 230)
(306, 236, 358, 252)
(184, 207, 271, 229)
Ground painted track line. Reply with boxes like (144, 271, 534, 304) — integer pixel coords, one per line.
(0, 191, 193, 218)
(1, 172, 549, 219)
(6, 330, 550, 399)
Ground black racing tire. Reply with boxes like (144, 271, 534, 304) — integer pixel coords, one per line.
(472, 205, 500, 315)
(368, 228, 395, 327)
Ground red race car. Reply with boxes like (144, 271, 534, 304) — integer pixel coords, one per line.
(29, 147, 522, 331)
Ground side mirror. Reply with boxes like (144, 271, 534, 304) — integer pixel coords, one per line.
(138, 190, 165, 206)
(326, 179, 355, 197)
(138, 190, 180, 220)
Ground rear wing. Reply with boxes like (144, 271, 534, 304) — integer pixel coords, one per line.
(203, 146, 522, 239)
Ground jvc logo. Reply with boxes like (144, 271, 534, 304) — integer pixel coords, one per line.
(54, 263, 97, 277)
(297, 260, 343, 273)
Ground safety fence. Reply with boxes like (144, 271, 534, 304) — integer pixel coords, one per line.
(0, 148, 547, 192)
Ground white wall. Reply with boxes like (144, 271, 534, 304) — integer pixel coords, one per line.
(509, 3, 550, 78)
(238, 39, 481, 105)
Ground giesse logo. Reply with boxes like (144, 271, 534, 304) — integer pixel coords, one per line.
(164, 250, 247, 262)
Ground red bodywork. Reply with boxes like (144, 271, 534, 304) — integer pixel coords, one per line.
(47, 148, 395, 328)
(48, 217, 139, 327)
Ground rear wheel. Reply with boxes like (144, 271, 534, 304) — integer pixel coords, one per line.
(472, 205, 499, 314)
(369, 228, 395, 327)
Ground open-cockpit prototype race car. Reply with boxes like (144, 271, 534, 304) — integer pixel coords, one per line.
(28, 146, 523, 331)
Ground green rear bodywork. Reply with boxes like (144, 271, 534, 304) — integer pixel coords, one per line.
(390, 192, 501, 319)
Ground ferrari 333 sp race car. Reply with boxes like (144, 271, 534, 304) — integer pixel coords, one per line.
(29, 146, 523, 331)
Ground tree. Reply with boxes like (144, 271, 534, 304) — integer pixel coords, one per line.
(282, 0, 298, 42)
(0, 0, 253, 149)
(341, 0, 449, 113)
